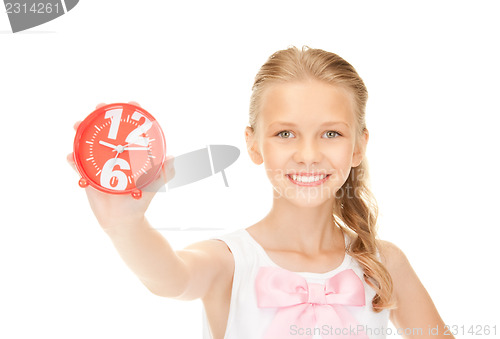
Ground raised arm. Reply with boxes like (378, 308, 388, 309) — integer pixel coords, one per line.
(378, 240, 455, 339)
(68, 150, 231, 300)
(102, 217, 233, 300)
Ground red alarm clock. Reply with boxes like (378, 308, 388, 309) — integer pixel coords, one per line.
(73, 103, 166, 199)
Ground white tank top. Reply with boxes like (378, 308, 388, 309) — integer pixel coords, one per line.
(202, 228, 390, 339)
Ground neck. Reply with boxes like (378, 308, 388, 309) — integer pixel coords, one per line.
(261, 189, 344, 255)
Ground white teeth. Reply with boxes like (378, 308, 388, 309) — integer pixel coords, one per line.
(291, 174, 327, 183)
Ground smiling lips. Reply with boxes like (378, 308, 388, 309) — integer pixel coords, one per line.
(286, 173, 331, 186)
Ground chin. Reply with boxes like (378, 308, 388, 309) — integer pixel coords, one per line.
(290, 198, 331, 209)
(272, 183, 336, 208)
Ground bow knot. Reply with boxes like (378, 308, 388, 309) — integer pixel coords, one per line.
(255, 267, 369, 339)
(307, 283, 328, 305)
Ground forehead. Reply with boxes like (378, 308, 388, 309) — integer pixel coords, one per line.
(258, 80, 355, 129)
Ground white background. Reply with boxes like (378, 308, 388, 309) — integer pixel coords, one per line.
(1, 1, 499, 338)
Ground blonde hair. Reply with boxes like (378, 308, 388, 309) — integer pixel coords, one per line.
(248, 46, 396, 312)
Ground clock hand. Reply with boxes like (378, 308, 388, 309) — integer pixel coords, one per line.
(99, 140, 118, 150)
(106, 141, 151, 170)
(123, 147, 151, 151)
(108, 146, 121, 167)
(121, 139, 149, 148)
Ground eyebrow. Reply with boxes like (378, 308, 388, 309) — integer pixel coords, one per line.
(268, 121, 350, 128)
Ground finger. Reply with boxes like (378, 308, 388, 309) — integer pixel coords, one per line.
(165, 155, 175, 168)
(154, 156, 175, 186)
(73, 120, 82, 131)
(141, 165, 168, 194)
(164, 156, 175, 182)
(136, 156, 175, 194)
(128, 101, 141, 107)
(67, 153, 77, 172)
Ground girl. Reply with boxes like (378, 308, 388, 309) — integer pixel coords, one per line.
(68, 46, 454, 339)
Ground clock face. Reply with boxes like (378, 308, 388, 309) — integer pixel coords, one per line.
(73, 103, 166, 195)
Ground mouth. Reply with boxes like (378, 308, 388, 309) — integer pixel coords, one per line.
(286, 173, 331, 187)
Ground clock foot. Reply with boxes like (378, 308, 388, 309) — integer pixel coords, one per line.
(78, 178, 89, 188)
(132, 189, 142, 199)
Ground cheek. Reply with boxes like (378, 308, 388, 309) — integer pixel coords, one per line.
(324, 147, 354, 178)
(261, 142, 290, 180)
(262, 142, 285, 165)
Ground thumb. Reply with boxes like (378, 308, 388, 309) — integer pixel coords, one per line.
(163, 155, 176, 183)
(140, 156, 175, 194)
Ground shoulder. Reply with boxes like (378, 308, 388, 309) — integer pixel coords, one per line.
(180, 237, 235, 274)
(375, 239, 411, 274)
(375, 239, 425, 307)
(374, 239, 420, 298)
(174, 237, 235, 301)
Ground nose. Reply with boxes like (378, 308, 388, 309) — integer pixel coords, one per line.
(293, 137, 323, 165)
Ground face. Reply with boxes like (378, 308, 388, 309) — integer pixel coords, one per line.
(245, 79, 369, 207)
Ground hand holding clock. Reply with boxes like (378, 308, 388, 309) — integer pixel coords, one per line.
(67, 102, 175, 233)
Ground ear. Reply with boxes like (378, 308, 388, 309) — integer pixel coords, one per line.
(245, 126, 264, 165)
(352, 128, 369, 168)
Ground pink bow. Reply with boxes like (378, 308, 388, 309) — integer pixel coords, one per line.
(255, 267, 369, 339)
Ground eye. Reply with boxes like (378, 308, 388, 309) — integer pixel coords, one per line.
(323, 130, 342, 138)
(276, 130, 295, 138)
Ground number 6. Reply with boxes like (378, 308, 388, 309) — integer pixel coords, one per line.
(100, 158, 130, 190)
